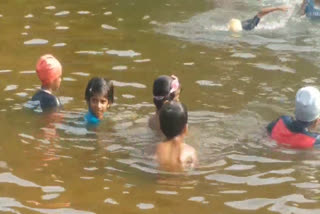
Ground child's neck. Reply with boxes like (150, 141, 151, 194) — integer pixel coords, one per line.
(166, 135, 184, 145)
(41, 86, 53, 93)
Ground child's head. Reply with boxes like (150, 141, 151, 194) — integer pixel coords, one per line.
(85, 77, 114, 119)
(159, 101, 188, 140)
(36, 54, 62, 91)
(295, 86, 320, 128)
(153, 75, 181, 111)
(228, 19, 243, 33)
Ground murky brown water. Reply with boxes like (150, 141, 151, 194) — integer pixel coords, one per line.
(1, 0, 320, 213)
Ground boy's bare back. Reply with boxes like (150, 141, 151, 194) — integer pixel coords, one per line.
(156, 139, 197, 171)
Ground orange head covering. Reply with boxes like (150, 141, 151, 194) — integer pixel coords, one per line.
(36, 54, 62, 86)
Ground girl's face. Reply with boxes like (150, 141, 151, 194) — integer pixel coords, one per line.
(89, 94, 109, 119)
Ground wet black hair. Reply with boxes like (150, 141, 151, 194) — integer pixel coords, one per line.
(153, 75, 176, 111)
(85, 77, 114, 104)
(159, 101, 188, 140)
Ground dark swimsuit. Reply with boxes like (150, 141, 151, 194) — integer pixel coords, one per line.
(31, 89, 62, 112)
(241, 15, 261, 31)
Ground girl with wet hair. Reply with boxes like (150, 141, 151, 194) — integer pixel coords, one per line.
(149, 75, 181, 131)
(84, 77, 114, 125)
(155, 101, 197, 171)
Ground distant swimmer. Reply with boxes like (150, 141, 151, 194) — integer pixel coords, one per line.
(300, 0, 320, 19)
(228, 5, 289, 33)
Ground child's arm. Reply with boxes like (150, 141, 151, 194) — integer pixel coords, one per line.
(257, 5, 289, 18)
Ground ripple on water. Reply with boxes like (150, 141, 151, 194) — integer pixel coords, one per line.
(104, 198, 119, 205)
(106, 49, 141, 57)
(4, 85, 18, 91)
(188, 196, 208, 204)
(15, 92, 28, 97)
(55, 11, 70, 16)
(134, 58, 150, 63)
(56, 26, 69, 30)
(112, 80, 146, 88)
(155, 190, 178, 195)
(225, 194, 316, 212)
(71, 72, 90, 76)
(41, 186, 65, 193)
(183, 62, 194, 66)
(231, 52, 256, 59)
(24, 14, 33, 18)
(24, 39, 48, 45)
(206, 169, 295, 186)
(101, 24, 117, 30)
(292, 182, 320, 189)
(0, 197, 94, 214)
(104, 11, 112, 16)
(227, 154, 291, 163)
(75, 50, 104, 55)
(250, 63, 295, 73)
(136, 203, 154, 210)
(225, 164, 256, 171)
(53, 43, 67, 47)
(45, 6, 56, 10)
(63, 77, 76, 81)
(196, 80, 223, 87)
(20, 70, 35, 74)
(0, 70, 12, 73)
(122, 94, 135, 99)
(112, 65, 128, 71)
(77, 11, 90, 15)
(41, 193, 60, 200)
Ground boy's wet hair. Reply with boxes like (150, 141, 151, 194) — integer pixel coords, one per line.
(153, 75, 179, 111)
(85, 77, 114, 103)
(159, 101, 188, 140)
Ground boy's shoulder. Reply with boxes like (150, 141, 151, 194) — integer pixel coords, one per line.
(31, 90, 61, 112)
(180, 143, 197, 169)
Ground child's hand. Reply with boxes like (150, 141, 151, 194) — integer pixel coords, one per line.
(279, 5, 290, 12)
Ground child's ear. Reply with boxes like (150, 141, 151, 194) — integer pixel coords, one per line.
(183, 124, 188, 135)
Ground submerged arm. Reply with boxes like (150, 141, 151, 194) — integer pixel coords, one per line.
(257, 5, 289, 18)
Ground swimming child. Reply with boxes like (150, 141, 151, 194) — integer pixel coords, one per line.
(299, 0, 320, 19)
(267, 86, 320, 149)
(149, 75, 181, 131)
(31, 54, 63, 113)
(84, 77, 114, 125)
(155, 101, 197, 171)
(228, 5, 289, 33)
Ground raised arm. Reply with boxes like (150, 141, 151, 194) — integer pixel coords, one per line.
(257, 5, 289, 18)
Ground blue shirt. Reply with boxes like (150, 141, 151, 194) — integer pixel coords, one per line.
(305, 0, 320, 19)
(84, 110, 100, 125)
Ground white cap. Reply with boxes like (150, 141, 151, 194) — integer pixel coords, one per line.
(295, 86, 320, 122)
(228, 19, 243, 33)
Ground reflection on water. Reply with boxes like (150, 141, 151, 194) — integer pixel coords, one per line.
(1, 0, 320, 213)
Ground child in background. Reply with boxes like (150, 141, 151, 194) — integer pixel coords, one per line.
(228, 5, 289, 33)
(299, 0, 320, 19)
(84, 77, 114, 125)
(267, 86, 320, 149)
(149, 75, 181, 131)
(31, 54, 63, 113)
(156, 101, 197, 171)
